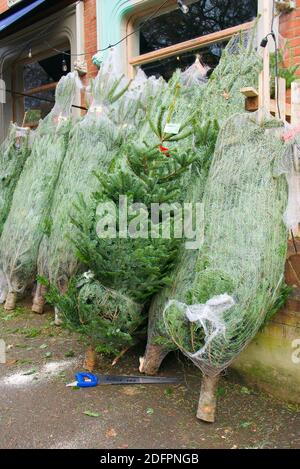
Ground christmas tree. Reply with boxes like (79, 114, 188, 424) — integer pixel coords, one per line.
(0, 73, 78, 311)
(140, 28, 264, 376)
(0, 124, 31, 236)
(44, 67, 218, 356)
(33, 51, 134, 314)
(0, 124, 31, 303)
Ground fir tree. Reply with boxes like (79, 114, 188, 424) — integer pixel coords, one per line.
(45, 71, 218, 356)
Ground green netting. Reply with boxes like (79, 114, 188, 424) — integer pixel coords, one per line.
(0, 72, 78, 306)
(142, 29, 264, 367)
(163, 111, 288, 377)
(35, 52, 135, 294)
(142, 177, 204, 355)
(0, 124, 31, 236)
(0, 124, 31, 302)
(200, 30, 262, 124)
(43, 273, 144, 355)
(44, 62, 216, 354)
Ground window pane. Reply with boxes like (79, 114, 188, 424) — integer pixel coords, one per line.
(21, 51, 71, 123)
(23, 51, 71, 92)
(24, 89, 56, 119)
(141, 40, 227, 81)
(139, 0, 257, 54)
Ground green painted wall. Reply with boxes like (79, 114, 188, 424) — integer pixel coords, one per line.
(231, 309, 300, 404)
(94, 0, 135, 65)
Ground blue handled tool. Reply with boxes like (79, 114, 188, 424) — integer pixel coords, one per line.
(66, 372, 180, 388)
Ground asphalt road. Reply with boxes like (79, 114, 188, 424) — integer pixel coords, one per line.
(0, 306, 299, 449)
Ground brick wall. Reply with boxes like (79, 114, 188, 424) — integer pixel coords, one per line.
(83, 0, 98, 79)
(280, 0, 300, 72)
(0, 0, 7, 15)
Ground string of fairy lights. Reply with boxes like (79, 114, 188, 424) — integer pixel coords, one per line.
(0, 0, 190, 107)
(0, 0, 279, 114)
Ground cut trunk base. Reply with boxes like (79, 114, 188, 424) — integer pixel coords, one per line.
(54, 307, 63, 326)
(32, 284, 47, 314)
(139, 344, 169, 375)
(197, 374, 219, 423)
(4, 292, 17, 311)
(83, 346, 97, 372)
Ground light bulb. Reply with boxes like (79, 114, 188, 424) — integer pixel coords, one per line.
(28, 48, 32, 59)
(177, 0, 189, 14)
(62, 58, 68, 72)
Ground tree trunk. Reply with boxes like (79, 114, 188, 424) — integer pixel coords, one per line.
(197, 373, 219, 423)
(54, 307, 63, 326)
(32, 283, 47, 314)
(83, 346, 97, 372)
(139, 344, 169, 375)
(54, 279, 68, 326)
(4, 292, 17, 311)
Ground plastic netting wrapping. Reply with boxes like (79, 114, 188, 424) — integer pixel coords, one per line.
(40, 57, 207, 293)
(180, 56, 209, 88)
(45, 273, 144, 355)
(200, 29, 262, 124)
(0, 124, 31, 235)
(141, 30, 263, 372)
(35, 51, 133, 297)
(163, 112, 288, 377)
(44, 61, 214, 353)
(0, 72, 78, 309)
(140, 176, 205, 372)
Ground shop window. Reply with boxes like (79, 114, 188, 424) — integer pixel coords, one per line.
(13, 48, 71, 126)
(141, 40, 227, 81)
(130, 0, 257, 80)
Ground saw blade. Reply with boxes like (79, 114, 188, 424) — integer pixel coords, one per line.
(99, 375, 180, 385)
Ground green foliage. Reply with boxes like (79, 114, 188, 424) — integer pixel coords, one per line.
(261, 283, 292, 328)
(187, 269, 235, 305)
(270, 46, 300, 96)
(50, 68, 217, 355)
(69, 80, 219, 304)
(0, 125, 30, 235)
(36, 61, 134, 289)
(163, 302, 205, 354)
(0, 73, 78, 295)
(163, 112, 289, 373)
(201, 29, 262, 125)
(41, 275, 145, 356)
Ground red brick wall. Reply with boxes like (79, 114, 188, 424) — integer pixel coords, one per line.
(280, 0, 300, 73)
(83, 0, 98, 79)
(0, 0, 7, 15)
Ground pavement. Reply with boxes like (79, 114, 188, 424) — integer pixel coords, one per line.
(0, 303, 299, 449)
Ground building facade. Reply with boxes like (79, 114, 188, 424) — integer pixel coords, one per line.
(1, 0, 300, 141)
(0, 0, 98, 141)
(0, 0, 300, 401)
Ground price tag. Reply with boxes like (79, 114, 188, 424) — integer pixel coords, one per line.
(164, 123, 180, 134)
(16, 127, 29, 138)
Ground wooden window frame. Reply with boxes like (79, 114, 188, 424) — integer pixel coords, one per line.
(11, 42, 69, 123)
(125, 0, 256, 77)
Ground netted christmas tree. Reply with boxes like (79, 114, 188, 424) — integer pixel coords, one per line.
(0, 124, 31, 236)
(140, 29, 264, 375)
(43, 65, 217, 356)
(0, 72, 78, 310)
(162, 111, 289, 422)
(33, 51, 138, 314)
(200, 29, 262, 124)
(0, 124, 31, 303)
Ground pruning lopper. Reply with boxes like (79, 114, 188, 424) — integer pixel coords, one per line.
(66, 372, 180, 388)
